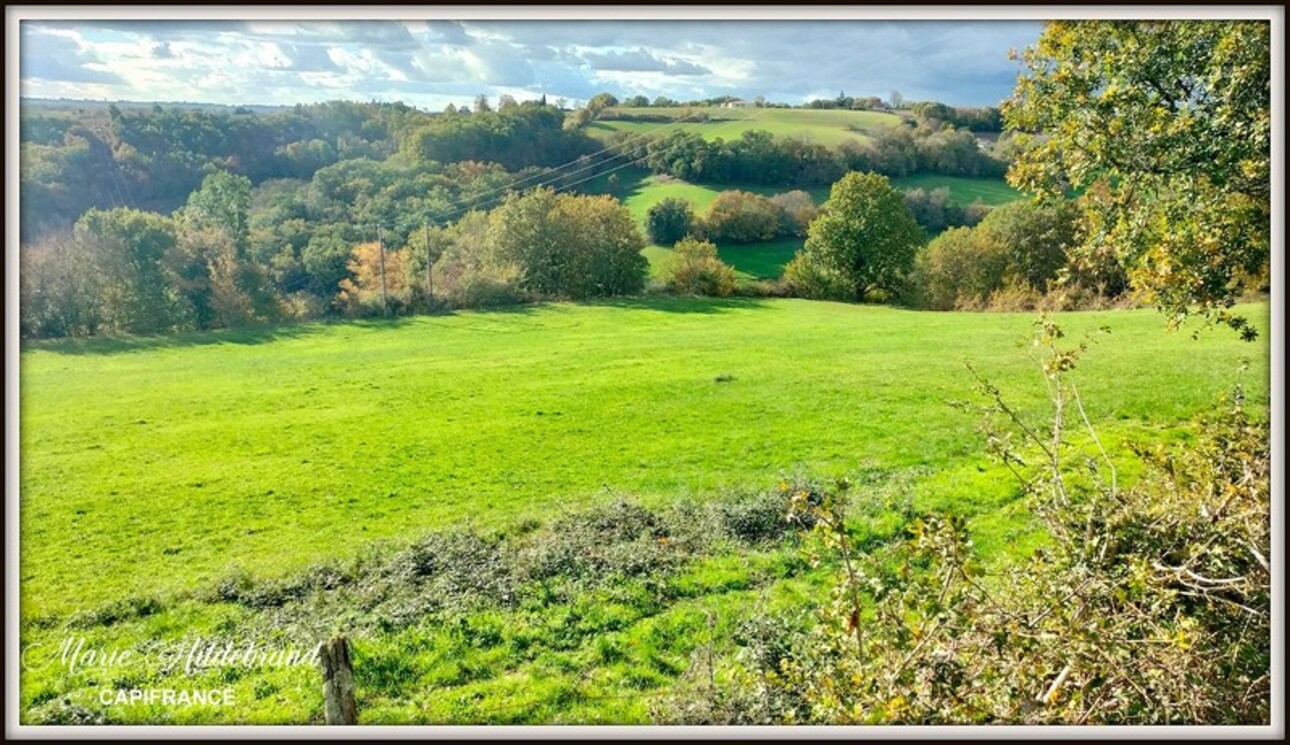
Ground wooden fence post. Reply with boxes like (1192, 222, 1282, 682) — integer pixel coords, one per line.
(318, 635, 358, 725)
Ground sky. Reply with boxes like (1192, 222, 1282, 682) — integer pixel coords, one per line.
(19, 19, 1043, 110)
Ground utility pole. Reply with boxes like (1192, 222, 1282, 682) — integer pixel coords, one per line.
(377, 225, 388, 317)
(424, 223, 433, 313)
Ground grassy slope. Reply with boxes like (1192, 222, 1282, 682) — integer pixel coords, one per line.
(589, 170, 824, 281)
(889, 174, 1024, 206)
(586, 106, 904, 146)
(593, 167, 1024, 282)
(21, 299, 1270, 618)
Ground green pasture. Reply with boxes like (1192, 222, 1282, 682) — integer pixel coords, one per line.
(18, 298, 1269, 723)
(587, 106, 904, 146)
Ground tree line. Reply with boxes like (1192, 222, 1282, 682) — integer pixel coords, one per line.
(630, 121, 1009, 188)
(19, 101, 433, 242)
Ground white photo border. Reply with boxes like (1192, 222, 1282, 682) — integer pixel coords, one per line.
(4, 3, 1283, 740)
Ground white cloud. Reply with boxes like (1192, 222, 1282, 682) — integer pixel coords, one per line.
(19, 20, 1041, 108)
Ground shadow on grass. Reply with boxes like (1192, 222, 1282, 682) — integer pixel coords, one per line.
(20, 321, 331, 357)
(21, 296, 775, 356)
(579, 166, 653, 204)
(577, 294, 774, 314)
(718, 239, 801, 281)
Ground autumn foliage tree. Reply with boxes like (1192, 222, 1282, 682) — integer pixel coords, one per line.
(338, 241, 410, 316)
(1004, 20, 1271, 338)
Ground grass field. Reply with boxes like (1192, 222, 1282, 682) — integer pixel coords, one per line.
(586, 106, 905, 146)
(589, 169, 823, 280)
(889, 174, 1024, 206)
(594, 169, 1022, 281)
(18, 298, 1270, 723)
(21, 299, 1268, 616)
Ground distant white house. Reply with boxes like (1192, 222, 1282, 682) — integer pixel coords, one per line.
(722, 99, 758, 108)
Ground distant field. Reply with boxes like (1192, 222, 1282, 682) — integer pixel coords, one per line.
(587, 170, 818, 280)
(593, 170, 1022, 281)
(642, 238, 798, 282)
(587, 106, 904, 146)
(889, 174, 1024, 206)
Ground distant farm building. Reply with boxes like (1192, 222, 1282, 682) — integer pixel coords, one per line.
(722, 99, 758, 108)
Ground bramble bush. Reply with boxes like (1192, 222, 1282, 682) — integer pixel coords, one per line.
(666, 319, 1269, 725)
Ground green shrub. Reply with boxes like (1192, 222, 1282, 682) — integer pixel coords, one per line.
(768, 190, 819, 238)
(661, 237, 737, 297)
(910, 226, 1008, 310)
(429, 211, 530, 309)
(444, 262, 529, 309)
(717, 488, 817, 544)
(646, 197, 696, 246)
(700, 190, 781, 244)
(779, 252, 851, 301)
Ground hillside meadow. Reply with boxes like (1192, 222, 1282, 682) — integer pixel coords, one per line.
(587, 106, 905, 146)
(21, 298, 1268, 616)
(590, 168, 1023, 281)
(18, 297, 1269, 724)
(19, 297, 1270, 723)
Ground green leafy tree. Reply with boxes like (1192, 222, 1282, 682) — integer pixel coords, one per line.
(1005, 20, 1270, 338)
(801, 172, 925, 301)
(645, 197, 696, 246)
(301, 226, 355, 299)
(586, 92, 620, 115)
(73, 208, 181, 333)
(182, 171, 253, 258)
(976, 198, 1081, 292)
(487, 188, 647, 300)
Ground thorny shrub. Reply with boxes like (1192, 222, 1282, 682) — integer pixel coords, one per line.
(676, 318, 1270, 725)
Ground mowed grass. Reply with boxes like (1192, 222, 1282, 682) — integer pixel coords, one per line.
(889, 174, 1024, 206)
(20, 298, 1269, 620)
(587, 106, 904, 146)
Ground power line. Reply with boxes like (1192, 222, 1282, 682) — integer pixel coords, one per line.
(415, 24, 974, 229)
(261, 116, 746, 298)
(414, 105, 730, 228)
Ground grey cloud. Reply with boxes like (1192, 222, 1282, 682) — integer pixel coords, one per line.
(281, 42, 340, 72)
(19, 19, 1043, 109)
(152, 41, 175, 59)
(20, 30, 125, 85)
(582, 48, 710, 76)
(426, 21, 472, 46)
(335, 21, 418, 51)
